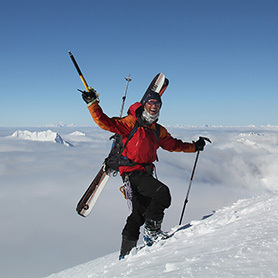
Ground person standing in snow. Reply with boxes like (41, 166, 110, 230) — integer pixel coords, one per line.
(81, 84, 207, 259)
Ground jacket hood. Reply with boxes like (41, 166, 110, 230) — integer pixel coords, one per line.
(127, 102, 159, 126)
(127, 102, 144, 119)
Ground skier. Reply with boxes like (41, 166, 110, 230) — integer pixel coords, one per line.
(81, 85, 207, 259)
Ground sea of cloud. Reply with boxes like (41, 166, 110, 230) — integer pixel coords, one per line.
(0, 125, 277, 278)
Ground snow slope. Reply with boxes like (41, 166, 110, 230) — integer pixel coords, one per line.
(44, 191, 278, 277)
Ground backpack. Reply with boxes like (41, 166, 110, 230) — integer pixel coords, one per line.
(104, 121, 160, 173)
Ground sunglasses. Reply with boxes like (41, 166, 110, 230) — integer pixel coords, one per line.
(146, 100, 161, 107)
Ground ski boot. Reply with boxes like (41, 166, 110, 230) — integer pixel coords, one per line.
(143, 219, 168, 247)
(119, 235, 137, 260)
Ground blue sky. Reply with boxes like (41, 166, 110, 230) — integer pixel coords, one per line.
(1, 0, 277, 127)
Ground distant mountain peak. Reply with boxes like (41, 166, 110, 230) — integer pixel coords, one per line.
(10, 130, 73, 147)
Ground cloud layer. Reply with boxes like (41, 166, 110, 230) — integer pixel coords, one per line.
(0, 126, 277, 278)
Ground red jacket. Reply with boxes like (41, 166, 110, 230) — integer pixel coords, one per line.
(88, 101, 196, 175)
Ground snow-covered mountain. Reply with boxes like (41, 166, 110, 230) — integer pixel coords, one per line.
(44, 191, 278, 278)
(10, 130, 73, 147)
(68, 131, 86, 136)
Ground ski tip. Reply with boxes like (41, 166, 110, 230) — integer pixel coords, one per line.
(68, 50, 72, 56)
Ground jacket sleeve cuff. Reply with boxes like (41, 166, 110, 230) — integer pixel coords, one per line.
(87, 98, 99, 108)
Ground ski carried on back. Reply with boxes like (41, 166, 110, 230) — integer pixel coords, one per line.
(76, 166, 112, 217)
(140, 73, 169, 102)
(69, 52, 169, 217)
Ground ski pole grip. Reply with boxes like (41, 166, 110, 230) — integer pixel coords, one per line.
(199, 136, 212, 144)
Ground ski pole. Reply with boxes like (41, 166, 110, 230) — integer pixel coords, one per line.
(68, 51, 90, 92)
(179, 137, 211, 225)
(120, 74, 132, 117)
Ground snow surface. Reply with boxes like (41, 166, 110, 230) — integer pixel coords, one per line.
(0, 125, 277, 278)
(69, 131, 86, 137)
(10, 129, 73, 147)
(44, 191, 278, 278)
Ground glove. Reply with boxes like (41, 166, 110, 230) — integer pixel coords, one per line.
(80, 87, 99, 104)
(195, 137, 206, 151)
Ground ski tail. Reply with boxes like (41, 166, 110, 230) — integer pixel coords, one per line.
(76, 166, 112, 217)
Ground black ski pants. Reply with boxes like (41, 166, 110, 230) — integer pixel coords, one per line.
(122, 171, 171, 241)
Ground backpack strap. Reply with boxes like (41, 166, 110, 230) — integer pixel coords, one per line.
(154, 124, 160, 162)
(154, 123, 160, 141)
(123, 121, 160, 149)
(120, 121, 161, 170)
(137, 122, 160, 141)
(121, 121, 140, 151)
